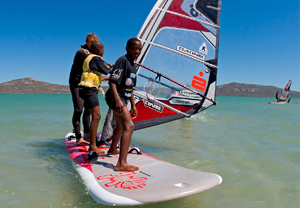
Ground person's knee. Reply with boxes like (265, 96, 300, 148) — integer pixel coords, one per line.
(74, 106, 83, 114)
(125, 121, 134, 132)
(91, 112, 101, 122)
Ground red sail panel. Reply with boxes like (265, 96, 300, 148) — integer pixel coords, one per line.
(158, 0, 209, 32)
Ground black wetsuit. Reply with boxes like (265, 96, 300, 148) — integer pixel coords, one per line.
(105, 55, 137, 109)
(69, 45, 91, 140)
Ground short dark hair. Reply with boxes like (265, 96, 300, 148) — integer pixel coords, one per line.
(126, 38, 141, 48)
(90, 41, 104, 53)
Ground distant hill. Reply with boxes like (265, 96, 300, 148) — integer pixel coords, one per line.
(0, 78, 109, 94)
(0, 78, 70, 94)
(0, 78, 299, 98)
(216, 82, 300, 98)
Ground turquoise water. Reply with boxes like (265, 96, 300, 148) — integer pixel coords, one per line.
(0, 95, 299, 208)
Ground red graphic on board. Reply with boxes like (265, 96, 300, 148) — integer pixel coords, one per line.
(64, 140, 93, 172)
(97, 172, 148, 189)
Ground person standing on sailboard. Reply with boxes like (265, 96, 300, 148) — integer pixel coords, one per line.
(78, 41, 112, 159)
(69, 33, 98, 146)
(105, 38, 141, 171)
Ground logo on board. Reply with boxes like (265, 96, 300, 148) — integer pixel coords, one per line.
(97, 172, 147, 189)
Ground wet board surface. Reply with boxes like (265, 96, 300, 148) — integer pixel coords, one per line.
(64, 132, 222, 206)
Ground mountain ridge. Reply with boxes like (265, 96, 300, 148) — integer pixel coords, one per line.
(0, 78, 299, 98)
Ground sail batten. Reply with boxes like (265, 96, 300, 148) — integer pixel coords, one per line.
(138, 40, 218, 68)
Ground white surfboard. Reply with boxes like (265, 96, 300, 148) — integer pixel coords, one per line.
(268, 101, 287, 104)
(64, 132, 222, 206)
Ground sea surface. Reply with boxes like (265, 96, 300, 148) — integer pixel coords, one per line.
(0, 94, 299, 208)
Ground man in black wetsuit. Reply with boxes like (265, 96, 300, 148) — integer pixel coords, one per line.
(275, 91, 279, 102)
(69, 33, 99, 145)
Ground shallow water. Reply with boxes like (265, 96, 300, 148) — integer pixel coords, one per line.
(0, 95, 299, 208)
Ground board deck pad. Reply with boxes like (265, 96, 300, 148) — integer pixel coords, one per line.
(64, 132, 222, 206)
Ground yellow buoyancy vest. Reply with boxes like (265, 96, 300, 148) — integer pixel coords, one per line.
(78, 54, 103, 89)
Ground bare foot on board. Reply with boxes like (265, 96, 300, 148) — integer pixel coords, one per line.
(115, 164, 139, 171)
(76, 138, 90, 146)
(87, 147, 107, 160)
(91, 148, 107, 155)
(107, 149, 120, 155)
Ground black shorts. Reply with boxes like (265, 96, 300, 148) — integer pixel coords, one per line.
(105, 90, 128, 110)
(79, 87, 99, 109)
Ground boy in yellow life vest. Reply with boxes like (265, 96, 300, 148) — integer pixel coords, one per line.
(78, 41, 113, 158)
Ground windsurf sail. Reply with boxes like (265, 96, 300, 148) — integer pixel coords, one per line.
(132, 0, 222, 130)
(277, 80, 292, 102)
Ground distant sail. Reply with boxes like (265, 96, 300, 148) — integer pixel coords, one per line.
(278, 80, 292, 102)
(132, 0, 222, 130)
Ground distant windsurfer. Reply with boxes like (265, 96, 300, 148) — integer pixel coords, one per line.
(275, 91, 279, 102)
(78, 41, 113, 158)
(105, 38, 141, 171)
(69, 33, 98, 146)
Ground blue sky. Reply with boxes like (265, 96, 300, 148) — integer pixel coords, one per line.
(0, 0, 299, 91)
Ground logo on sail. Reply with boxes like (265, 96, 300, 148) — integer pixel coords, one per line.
(199, 42, 208, 54)
(144, 100, 163, 113)
(177, 46, 205, 60)
(169, 97, 200, 106)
